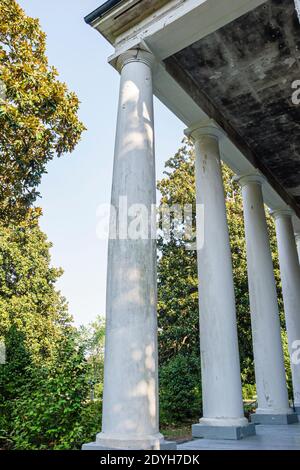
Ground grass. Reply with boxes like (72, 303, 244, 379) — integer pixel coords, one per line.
(161, 423, 192, 443)
(161, 401, 257, 443)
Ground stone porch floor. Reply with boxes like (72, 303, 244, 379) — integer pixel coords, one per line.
(178, 424, 300, 450)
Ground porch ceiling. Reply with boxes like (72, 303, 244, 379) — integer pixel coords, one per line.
(164, 0, 300, 215)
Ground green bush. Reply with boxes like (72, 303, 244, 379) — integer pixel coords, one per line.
(242, 383, 257, 400)
(1, 328, 102, 450)
(9, 396, 102, 450)
(159, 353, 201, 425)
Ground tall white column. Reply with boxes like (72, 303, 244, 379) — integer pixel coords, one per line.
(236, 176, 293, 423)
(186, 121, 254, 440)
(295, 233, 300, 263)
(273, 210, 300, 412)
(88, 49, 163, 450)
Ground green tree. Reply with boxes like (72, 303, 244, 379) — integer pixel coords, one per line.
(0, 0, 85, 222)
(6, 331, 91, 450)
(157, 141, 198, 364)
(0, 211, 101, 449)
(79, 316, 105, 401)
(159, 354, 201, 425)
(0, 1, 102, 450)
(0, 208, 70, 365)
(157, 140, 201, 425)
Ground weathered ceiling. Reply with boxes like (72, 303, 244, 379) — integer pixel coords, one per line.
(86, 0, 171, 43)
(165, 0, 300, 213)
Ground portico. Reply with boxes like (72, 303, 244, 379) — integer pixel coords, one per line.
(83, 0, 300, 450)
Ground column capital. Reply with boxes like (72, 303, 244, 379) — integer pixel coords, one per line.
(270, 208, 294, 221)
(184, 119, 225, 142)
(233, 173, 266, 188)
(116, 48, 155, 72)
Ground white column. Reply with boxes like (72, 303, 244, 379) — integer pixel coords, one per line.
(236, 176, 291, 418)
(295, 233, 300, 263)
(186, 121, 249, 435)
(96, 49, 163, 449)
(273, 210, 300, 411)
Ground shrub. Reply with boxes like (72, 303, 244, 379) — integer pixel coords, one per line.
(159, 353, 201, 425)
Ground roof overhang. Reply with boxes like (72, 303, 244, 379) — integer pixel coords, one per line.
(85, 0, 300, 229)
(84, 0, 123, 25)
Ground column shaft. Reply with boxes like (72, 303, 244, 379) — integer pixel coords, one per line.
(193, 130, 247, 428)
(274, 212, 300, 410)
(295, 234, 300, 263)
(239, 178, 290, 416)
(98, 50, 162, 449)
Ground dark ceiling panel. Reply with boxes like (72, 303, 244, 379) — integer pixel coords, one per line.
(165, 0, 300, 212)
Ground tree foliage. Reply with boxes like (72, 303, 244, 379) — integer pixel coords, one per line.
(79, 316, 106, 401)
(6, 333, 91, 450)
(0, 2, 103, 450)
(0, 210, 99, 449)
(157, 142, 199, 363)
(0, 208, 70, 364)
(159, 354, 201, 425)
(0, 0, 85, 221)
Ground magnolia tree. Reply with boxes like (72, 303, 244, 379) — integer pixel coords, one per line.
(0, 0, 85, 222)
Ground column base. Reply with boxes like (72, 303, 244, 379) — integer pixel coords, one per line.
(82, 441, 177, 451)
(82, 432, 177, 450)
(192, 422, 256, 440)
(250, 412, 298, 425)
(294, 405, 300, 415)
